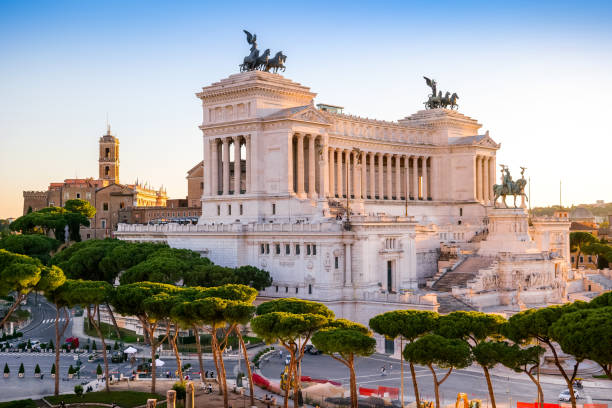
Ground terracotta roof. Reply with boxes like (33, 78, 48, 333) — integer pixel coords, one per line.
(570, 221, 597, 231)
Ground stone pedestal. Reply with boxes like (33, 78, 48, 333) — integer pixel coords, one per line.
(479, 207, 536, 256)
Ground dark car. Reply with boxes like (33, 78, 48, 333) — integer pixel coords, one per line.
(111, 352, 123, 363)
(305, 344, 321, 355)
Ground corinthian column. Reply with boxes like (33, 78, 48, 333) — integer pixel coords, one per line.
(394, 155, 401, 200)
(308, 134, 316, 199)
(329, 148, 335, 197)
(378, 153, 384, 199)
(337, 148, 343, 198)
(429, 156, 436, 201)
(475, 155, 482, 202)
(369, 152, 375, 199)
(489, 156, 496, 202)
(352, 150, 360, 199)
(233, 136, 241, 194)
(386, 154, 392, 200)
(483, 156, 490, 204)
(422, 156, 428, 200)
(412, 156, 419, 199)
(360, 151, 367, 199)
(245, 135, 251, 193)
(210, 139, 218, 196)
(222, 138, 230, 195)
(296, 134, 305, 197)
(321, 139, 329, 198)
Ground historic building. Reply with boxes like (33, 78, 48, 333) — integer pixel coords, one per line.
(22, 126, 170, 239)
(116, 67, 571, 339)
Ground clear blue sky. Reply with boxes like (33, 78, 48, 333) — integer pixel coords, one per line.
(1, 0, 611, 217)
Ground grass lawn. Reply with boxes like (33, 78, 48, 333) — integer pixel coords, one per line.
(0, 400, 37, 408)
(46, 391, 164, 408)
(83, 320, 144, 343)
(592, 374, 611, 379)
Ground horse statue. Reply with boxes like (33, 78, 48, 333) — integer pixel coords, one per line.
(493, 166, 528, 208)
(265, 51, 287, 73)
(450, 93, 459, 110)
(255, 49, 271, 71)
(240, 30, 260, 72)
(423, 76, 459, 110)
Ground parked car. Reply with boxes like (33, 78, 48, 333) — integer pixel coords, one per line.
(559, 389, 582, 401)
(111, 352, 123, 363)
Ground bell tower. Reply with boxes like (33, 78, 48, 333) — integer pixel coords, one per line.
(99, 124, 120, 186)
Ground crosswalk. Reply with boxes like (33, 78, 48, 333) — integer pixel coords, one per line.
(0, 351, 95, 357)
(40, 318, 67, 324)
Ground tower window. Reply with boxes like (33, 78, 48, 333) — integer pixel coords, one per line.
(312, 245, 317, 255)
(307, 245, 311, 255)
(105, 166, 110, 176)
(105, 147, 110, 158)
(295, 287, 299, 294)
(459, 208, 463, 216)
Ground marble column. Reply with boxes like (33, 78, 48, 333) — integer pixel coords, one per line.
(394, 155, 401, 200)
(353, 150, 360, 199)
(329, 148, 335, 197)
(369, 152, 375, 199)
(360, 151, 367, 199)
(344, 150, 351, 198)
(489, 156, 496, 203)
(377, 153, 384, 199)
(288, 134, 294, 194)
(245, 135, 251, 193)
(233, 136, 241, 194)
(483, 156, 489, 204)
(422, 156, 428, 200)
(222, 138, 230, 195)
(211, 139, 218, 195)
(412, 156, 419, 199)
(429, 156, 436, 201)
(475, 155, 482, 202)
(321, 139, 329, 198)
(337, 148, 343, 198)
(308, 134, 316, 199)
(296, 134, 305, 197)
(385, 154, 393, 200)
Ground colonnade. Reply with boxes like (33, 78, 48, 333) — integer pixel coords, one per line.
(289, 133, 435, 201)
(209, 135, 251, 195)
(475, 154, 495, 204)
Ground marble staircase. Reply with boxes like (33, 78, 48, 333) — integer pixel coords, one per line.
(436, 293, 478, 314)
(431, 256, 495, 292)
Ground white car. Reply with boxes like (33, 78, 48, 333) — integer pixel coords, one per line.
(558, 390, 582, 401)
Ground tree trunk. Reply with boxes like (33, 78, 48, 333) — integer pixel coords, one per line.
(89, 305, 110, 392)
(409, 361, 421, 408)
(429, 364, 440, 408)
(105, 302, 121, 339)
(400, 338, 404, 408)
(291, 348, 299, 408)
(482, 366, 497, 408)
(54, 306, 61, 396)
(168, 322, 183, 382)
(193, 326, 205, 385)
(546, 339, 579, 408)
(0, 293, 26, 329)
(526, 367, 544, 408)
(349, 356, 358, 408)
(210, 331, 222, 395)
(212, 333, 229, 408)
(602, 363, 612, 380)
(576, 250, 581, 269)
(236, 328, 255, 407)
(282, 349, 291, 408)
(141, 318, 157, 394)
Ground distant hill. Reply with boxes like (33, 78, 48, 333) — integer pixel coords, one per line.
(531, 203, 612, 218)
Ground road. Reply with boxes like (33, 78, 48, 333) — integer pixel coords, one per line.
(18, 294, 73, 345)
(261, 350, 612, 407)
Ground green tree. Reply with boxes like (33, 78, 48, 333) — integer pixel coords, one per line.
(403, 334, 472, 408)
(436, 311, 506, 408)
(370, 310, 438, 408)
(504, 305, 582, 408)
(588, 291, 612, 308)
(65, 279, 114, 392)
(35, 364, 41, 375)
(51, 363, 55, 375)
(4, 362, 9, 374)
(570, 232, 598, 269)
(64, 199, 96, 219)
(252, 299, 333, 408)
(0, 250, 65, 330)
(312, 319, 376, 408)
(550, 306, 612, 379)
(0, 234, 61, 264)
(96, 364, 103, 376)
(18, 363, 24, 375)
(111, 282, 177, 393)
(74, 384, 84, 397)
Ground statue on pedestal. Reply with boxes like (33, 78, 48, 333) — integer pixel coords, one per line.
(423, 77, 459, 109)
(240, 30, 287, 73)
(493, 165, 528, 208)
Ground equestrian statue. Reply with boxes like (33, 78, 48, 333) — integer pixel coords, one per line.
(423, 77, 459, 110)
(493, 165, 528, 208)
(239, 30, 287, 73)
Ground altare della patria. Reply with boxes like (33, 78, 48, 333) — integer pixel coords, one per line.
(116, 30, 572, 354)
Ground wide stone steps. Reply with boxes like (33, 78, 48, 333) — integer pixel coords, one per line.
(436, 293, 477, 314)
(432, 256, 495, 292)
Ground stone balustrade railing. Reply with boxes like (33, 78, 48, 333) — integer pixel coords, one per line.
(116, 221, 343, 234)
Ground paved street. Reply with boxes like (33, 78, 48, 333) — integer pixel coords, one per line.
(261, 351, 612, 407)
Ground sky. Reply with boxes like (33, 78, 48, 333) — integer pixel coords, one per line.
(1, 0, 612, 218)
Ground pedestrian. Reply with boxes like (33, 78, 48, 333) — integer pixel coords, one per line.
(389, 363, 393, 371)
(380, 366, 386, 376)
(279, 350, 283, 359)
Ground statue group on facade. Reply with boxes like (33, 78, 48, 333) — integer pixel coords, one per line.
(240, 30, 287, 73)
(423, 77, 459, 110)
(493, 165, 528, 208)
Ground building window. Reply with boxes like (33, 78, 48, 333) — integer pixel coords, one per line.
(571, 256, 575, 263)
(588, 256, 592, 263)
(103, 203, 109, 211)
(312, 245, 316, 255)
(266, 244, 270, 254)
(295, 244, 300, 255)
(76, 193, 81, 199)
(272, 203, 276, 215)
(260, 244, 265, 254)
(120, 202, 125, 209)
(295, 287, 299, 294)
(458, 220, 462, 225)
(308, 284, 312, 294)
(217, 205, 221, 216)
(285, 286, 288, 293)
(275, 286, 279, 292)
(105, 166, 110, 176)
(86, 192, 91, 199)
(579, 256, 584, 263)
(239, 204, 243, 215)
(459, 207, 463, 216)
(200, 182, 204, 190)
(86, 233, 91, 239)
(275, 244, 281, 255)
(307, 245, 311, 255)
(101, 219, 107, 228)
(285, 244, 290, 255)
(105, 147, 110, 158)
(228, 205, 232, 215)
(335, 256, 339, 269)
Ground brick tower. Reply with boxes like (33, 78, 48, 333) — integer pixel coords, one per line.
(99, 124, 120, 186)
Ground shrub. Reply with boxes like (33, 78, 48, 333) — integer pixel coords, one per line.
(68, 365, 75, 375)
(172, 381, 186, 402)
(51, 363, 56, 374)
(35, 364, 41, 374)
(92, 341, 97, 350)
(74, 385, 84, 397)
(96, 364, 102, 375)
(18, 363, 24, 374)
(4, 363, 9, 374)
